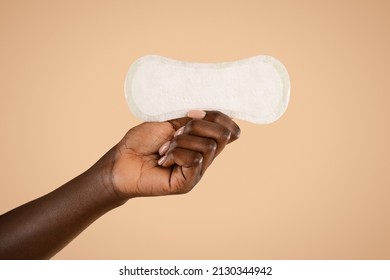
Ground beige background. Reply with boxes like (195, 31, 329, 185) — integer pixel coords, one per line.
(0, 0, 389, 259)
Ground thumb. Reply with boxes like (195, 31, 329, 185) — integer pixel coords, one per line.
(167, 110, 206, 130)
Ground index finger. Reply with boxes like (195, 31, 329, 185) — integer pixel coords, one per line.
(188, 110, 241, 143)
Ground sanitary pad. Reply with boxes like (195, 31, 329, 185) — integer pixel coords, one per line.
(125, 55, 290, 124)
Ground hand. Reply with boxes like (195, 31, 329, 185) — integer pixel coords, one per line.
(0, 110, 240, 259)
(108, 110, 240, 198)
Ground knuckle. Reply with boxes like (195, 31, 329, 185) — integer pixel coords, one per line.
(193, 153, 204, 165)
(231, 124, 241, 140)
(205, 139, 217, 152)
(186, 119, 201, 130)
(171, 134, 184, 146)
(204, 111, 225, 124)
(206, 110, 218, 119)
(166, 142, 177, 154)
(169, 148, 179, 158)
(220, 127, 232, 143)
(186, 119, 195, 128)
(212, 112, 224, 123)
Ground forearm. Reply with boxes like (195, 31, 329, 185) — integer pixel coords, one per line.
(0, 149, 127, 259)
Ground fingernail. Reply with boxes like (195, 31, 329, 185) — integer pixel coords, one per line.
(174, 126, 185, 137)
(158, 141, 170, 156)
(158, 155, 167, 166)
(187, 110, 206, 119)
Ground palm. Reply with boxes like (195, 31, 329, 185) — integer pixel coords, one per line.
(112, 120, 198, 197)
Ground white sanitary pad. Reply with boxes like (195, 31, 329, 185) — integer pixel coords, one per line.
(125, 55, 290, 124)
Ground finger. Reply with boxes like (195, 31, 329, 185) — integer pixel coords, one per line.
(167, 134, 217, 175)
(160, 147, 203, 168)
(167, 110, 241, 143)
(167, 117, 191, 131)
(202, 111, 241, 143)
(183, 119, 232, 156)
(159, 148, 203, 193)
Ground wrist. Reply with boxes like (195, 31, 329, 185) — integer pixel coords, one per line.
(89, 147, 130, 209)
